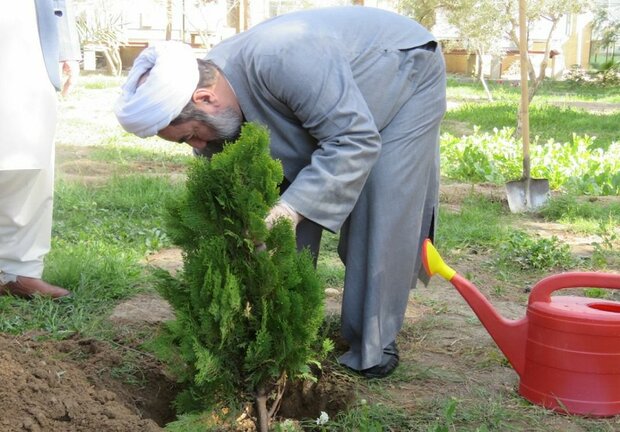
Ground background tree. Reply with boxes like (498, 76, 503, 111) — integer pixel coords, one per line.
(227, 0, 249, 33)
(443, 0, 508, 101)
(504, 0, 591, 102)
(74, 0, 125, 75)
(416, 0, 589, 135)
(397, 0, 441, 29)
(165, 0, 173, 40)
(591, 3, 620, 66)
(397, 0, 507, 101)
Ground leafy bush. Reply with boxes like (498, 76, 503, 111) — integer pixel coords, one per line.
(441, 127, 521, 184)
(497, 231, 574, 271)
(564, 62, 620, 87)
(151, 123, 328, 430)
(538, 137, 620, 195)
(441, 129, 620, 195)
(540, 194, 620, 223)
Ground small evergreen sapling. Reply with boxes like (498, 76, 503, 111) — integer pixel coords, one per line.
(153, 123, 327, 431)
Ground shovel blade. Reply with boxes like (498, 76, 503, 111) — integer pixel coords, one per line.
(505, 178, 550, 213)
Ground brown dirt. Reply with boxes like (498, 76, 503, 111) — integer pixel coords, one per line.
(0, 334, 177, 432)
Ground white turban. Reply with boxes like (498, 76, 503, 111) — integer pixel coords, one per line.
(114, 41, 199, 138)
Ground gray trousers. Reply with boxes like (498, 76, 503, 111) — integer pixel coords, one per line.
(296, 46, 446, 370)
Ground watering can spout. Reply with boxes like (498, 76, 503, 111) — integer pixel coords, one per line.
(422, 239, 457, 281)
(422, 240, 528, 377)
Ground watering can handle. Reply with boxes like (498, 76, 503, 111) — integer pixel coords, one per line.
(528, 272, 620, 304)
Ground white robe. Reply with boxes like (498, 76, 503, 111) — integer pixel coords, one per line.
(0, 1, 58, 278)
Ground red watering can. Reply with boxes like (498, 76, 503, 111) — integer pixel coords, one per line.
(422, 239, 620, 417)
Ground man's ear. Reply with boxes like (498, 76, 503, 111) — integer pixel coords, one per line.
(192, 88, 217, 106)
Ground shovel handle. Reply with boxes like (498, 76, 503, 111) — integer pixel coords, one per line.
(519, 0, 530, 180)
(528, 272, 620, 304)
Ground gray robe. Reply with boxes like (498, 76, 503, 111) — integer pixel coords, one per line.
(207, 6, 446, 370)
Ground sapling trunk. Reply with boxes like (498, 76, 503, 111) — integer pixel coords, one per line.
(151, 123, 328, 429)
(255, 386, 269, 432)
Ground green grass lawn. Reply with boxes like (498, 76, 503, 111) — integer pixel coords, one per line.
(444, 77, 620, 150)
(444, 102, 619, 149)
(447, 76, 620, 104)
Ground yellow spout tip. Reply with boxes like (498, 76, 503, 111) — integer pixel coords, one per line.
(422, 239, 457, 281)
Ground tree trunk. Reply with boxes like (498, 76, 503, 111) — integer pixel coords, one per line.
(516, 0, 530, 175)
(528, 16, 559, 103)
(227, 0, 240, 33)
(111, 47, 122, 75)
(166, 0, 173, 40)
(252, 373, 286, 432)
(268, 373, 287, 419)
(238, 0, 249, 31)
(102, 48, 119, 76)
(254, 387, 269, 432)
(476, 49, 493, 101)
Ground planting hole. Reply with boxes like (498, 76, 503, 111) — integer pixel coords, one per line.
(277, 369, 356, 421)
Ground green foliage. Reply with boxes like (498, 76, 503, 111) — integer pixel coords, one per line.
(0, 240, 145, 336)
(90, 143, 190, 165)
(446, 76, 620, 103)
(316, 231, 345, 288)
(397, 0, 440, 28)
(497, 231, 575, 271)
(152, 123, 326, 415)
(535, 191, 620, 269)
(299, 400, 417, 431)
(436, 194, 509, 251)
(441, 128, 620, 195)
(535, 136, 620, 195)
(540, 194, 620, 226)
(53, 174, 181, 254)
(0, 148, 186, 338)
(591, 226, 619, 269)
(565, 63, 620, 87)
(441, 127, 521, 184)
(444, 102, 620, 149)
(429, 397, 458, 432)
(163, 410, 248, 432)
(583, 288, 608, 299)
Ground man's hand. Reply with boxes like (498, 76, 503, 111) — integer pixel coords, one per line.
(265, 201, 303, 230)
(60, 60, 80, 97)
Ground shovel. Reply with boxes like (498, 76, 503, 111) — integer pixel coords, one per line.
(505, 0, 549, 213)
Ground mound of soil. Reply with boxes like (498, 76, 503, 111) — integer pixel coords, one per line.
(0, 334, 177, 432)
(0, 323, 358, 432)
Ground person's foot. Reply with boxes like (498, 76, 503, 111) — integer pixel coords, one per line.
(361, 341, 400, 379)
(0, 276, 71, 299)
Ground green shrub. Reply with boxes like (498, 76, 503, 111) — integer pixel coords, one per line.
(440, 127, 521, 184)
(538, 137, 620, 195)
(151, 123, 327, 431)
(497, 231, 574, 271)
(441, 129, 620, 195)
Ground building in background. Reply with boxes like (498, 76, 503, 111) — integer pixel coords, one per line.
(75, 0, 615, 78)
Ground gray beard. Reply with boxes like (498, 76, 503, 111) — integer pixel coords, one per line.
(192, 107, 243, 158)
(197, 107, 243, 142)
